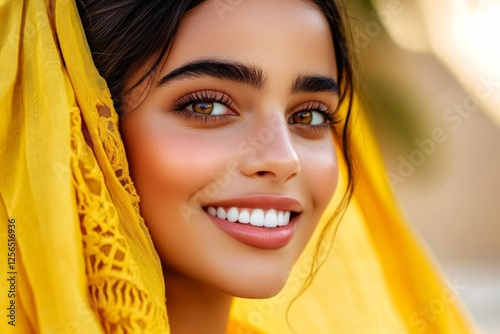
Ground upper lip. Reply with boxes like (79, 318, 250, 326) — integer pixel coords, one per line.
(203, 194, 303, 213)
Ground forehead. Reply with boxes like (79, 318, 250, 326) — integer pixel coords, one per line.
(162, 0, 337, 79)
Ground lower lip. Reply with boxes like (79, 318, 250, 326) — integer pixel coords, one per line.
(206, 212, 298, 249)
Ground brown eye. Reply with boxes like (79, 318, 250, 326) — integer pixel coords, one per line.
(186, 101, 229, 115)
(191, 101, 214, 114)
(288, 110, 327, 126)
(289, 110, 312, 124)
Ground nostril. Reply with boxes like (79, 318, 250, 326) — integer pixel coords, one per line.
(255, 170, 280, 178)
(254, 170, 298, 180)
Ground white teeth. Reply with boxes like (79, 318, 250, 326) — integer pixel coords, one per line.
(216, 207, 227, 219)
(208, 207, 217, 216)
(250, 209, 265, 227)
(238, 209, 250, 224)
(284, 211, 290, 225)
(226, 207, 239, 223)
(264, 209, 278, 228)
(277, 211, 285, 226)
(206, 206, 293, 228)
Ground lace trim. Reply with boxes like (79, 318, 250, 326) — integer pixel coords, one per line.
(96, 105, 143, 219)
(71, 105, 168, 333)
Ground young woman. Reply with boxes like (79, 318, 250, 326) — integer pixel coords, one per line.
(77, 1, 355, 332)
(0, 0, 474, 333)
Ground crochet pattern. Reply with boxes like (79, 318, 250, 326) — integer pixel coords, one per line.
(71, 104, 168, 333)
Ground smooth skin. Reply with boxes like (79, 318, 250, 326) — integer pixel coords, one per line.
(120, 0, 340, 332)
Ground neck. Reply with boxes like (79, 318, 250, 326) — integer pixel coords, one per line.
(164, 268, 233, 334)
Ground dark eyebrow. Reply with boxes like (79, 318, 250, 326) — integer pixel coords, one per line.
(157, 59, 266, 89)
(292, 75, 339, 94)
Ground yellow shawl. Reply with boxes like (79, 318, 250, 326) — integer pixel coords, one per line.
(0, 0, 475, 333)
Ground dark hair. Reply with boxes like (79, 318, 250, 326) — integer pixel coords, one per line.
(77, 0, 356, 310)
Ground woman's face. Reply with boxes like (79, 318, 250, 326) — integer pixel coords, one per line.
(121, 0, 339, 298)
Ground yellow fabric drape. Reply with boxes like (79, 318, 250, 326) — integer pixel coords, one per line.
(0, 0, 475, 333)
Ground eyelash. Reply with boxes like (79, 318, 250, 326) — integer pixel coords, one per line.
(172, 90, 234, 124)
(298, 101, 341, 125)
(171, 90, 340, 129)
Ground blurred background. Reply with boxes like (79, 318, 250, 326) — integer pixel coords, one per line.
(349, 0, 500, 332)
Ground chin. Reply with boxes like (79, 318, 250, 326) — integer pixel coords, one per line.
(218, 272, 290, 299)
(198, 248, 299, 299)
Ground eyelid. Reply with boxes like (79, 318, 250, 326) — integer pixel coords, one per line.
(170, 89, 238, 126)
(291, 100, 341, 125)
(172, 89, 237, 113)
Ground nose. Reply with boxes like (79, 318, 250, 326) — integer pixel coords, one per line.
(239, 114, 300, 182)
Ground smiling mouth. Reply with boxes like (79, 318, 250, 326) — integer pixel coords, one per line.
(204, 206, 299, 228)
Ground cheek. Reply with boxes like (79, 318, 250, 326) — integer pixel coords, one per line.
(295, 137, 339, 239)
(301, 137, 339, 207)
(120, 113, 230, 223)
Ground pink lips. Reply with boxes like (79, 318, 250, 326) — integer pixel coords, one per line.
(204, 194, 302, 249)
